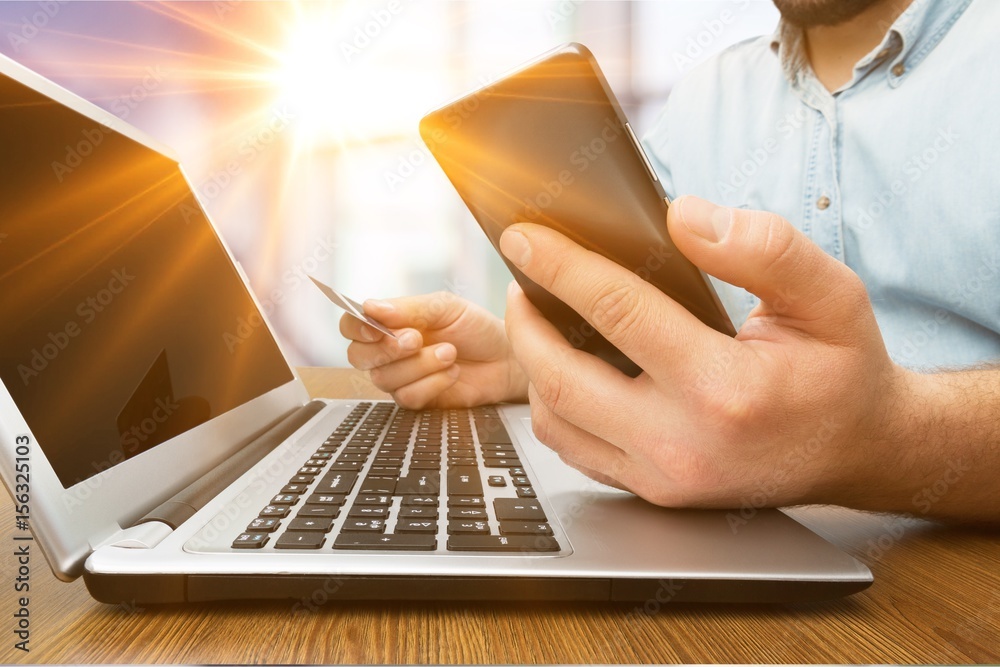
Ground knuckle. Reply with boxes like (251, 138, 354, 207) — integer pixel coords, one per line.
(588, 280, 641, 340)
(392, 386, 427, 410)
(529, 400, 556, 446)
(531, 361, 568, 414)
(755, 210, 798, 270)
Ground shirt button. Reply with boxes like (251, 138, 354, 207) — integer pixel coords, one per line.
(816, 195, 831, 210)
(892, 62, 906, 77)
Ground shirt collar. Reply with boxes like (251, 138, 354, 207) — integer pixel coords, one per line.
(769, 0, 974, 88)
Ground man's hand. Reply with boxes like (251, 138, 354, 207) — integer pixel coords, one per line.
(501, 196, 912, 511)
(341, 292, 528, 409)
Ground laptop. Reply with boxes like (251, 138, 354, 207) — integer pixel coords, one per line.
(0, 53, 872, 604)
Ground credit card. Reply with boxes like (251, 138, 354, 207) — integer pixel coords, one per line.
(308, 275, 397, 338)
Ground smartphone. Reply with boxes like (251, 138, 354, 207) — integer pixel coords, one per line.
(420, 43, 735, 377)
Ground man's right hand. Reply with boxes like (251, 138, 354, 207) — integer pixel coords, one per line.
(340, 292, 528, 409)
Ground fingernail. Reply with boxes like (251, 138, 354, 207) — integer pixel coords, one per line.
(499, 228, 531, 267)
(359, 324, 377, 342)
(364, 299, 393, 313)
(678, 196, 731, 243)
(434, 344, 457, 363)
(398, 331, 420, 350)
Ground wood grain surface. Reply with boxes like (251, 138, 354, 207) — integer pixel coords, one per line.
(2, 367, 997, 664)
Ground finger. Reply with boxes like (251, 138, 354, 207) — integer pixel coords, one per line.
(499, 223, 731, 375)
(368, 343, 457, 392)
(526, 383, 632, 485)
(505, 285, 646, 446)
(390, 366, 461, 410)
(667, 196, 872, 337)
(558, 456, 630, 493)
(363, 291, 466, 332)
(345, 329, 424, 371)
(339, 313, 384, 343)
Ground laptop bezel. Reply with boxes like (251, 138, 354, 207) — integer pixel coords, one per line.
(0, 52, 311, 581)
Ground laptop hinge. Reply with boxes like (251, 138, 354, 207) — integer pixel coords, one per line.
(130, 400, 328, 530)
(104, 521, 174, 549)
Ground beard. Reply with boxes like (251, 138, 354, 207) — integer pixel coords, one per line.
(772, 0, 887, 27)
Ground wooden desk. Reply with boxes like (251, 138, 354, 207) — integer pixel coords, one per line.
(3, 368, 998, 663)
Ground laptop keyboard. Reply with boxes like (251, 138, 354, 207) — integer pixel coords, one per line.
(231, 402, 560, 553)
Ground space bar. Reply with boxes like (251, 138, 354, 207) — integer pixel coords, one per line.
(334, 534, 437, 550)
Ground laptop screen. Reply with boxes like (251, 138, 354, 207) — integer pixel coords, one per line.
(0, 71, 295, 488)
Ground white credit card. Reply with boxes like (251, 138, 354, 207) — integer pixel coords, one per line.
(308, 275, 397, 338)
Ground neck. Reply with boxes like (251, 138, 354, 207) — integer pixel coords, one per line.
(803, 0, 915, 91)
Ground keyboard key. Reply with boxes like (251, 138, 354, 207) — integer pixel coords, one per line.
(475, 419, 511, 445)
(499, 521, 553, 536)
(288, 517, 334, 532)
(360, 476, 397, 494)
(402, 495, 437, 506)
(484, 457, 521, 468)
(447, 535, 559, 552)
(494, 498, 546, 522)
(297, 505, 340, 519)
(511, 476, 531, 487)
(509, 467, 526, 477)
(341, 519, 386, 533)
(334, 534, 436, 550)
(395, 472, 441, 495)
(259, 505, 290, 518)
(448, 520, 491, 535)
(354, 494, 392, 506)
(447, 496, 485, 508)
(516, 487, 537, 498)
(314, 471, 358, 495)
(409, 461, 441, 470)
(336, 452, 368, 462)
(399, 506, 438, 519)
(289, 475, 314, 484)
(275, 531, 326, 549)
(232, 532, 269, 549)
(305, 493, 347, 505)
(395, 519, 438, 533)
(247, 517, 281, 532)
(281, 483, 309, 494)
(488, 475, 507, 487)
(348, 505, 388, 518)
(270, 494, 299, 506)
(448, 466, 483, 496)
(447, 457, 478, 466)
(298, 466, 323, 475)
(448, 507, 488, 520)
(329, 460, 363, 471)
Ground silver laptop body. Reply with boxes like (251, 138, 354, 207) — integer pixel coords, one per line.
(0, 53, 871, 604)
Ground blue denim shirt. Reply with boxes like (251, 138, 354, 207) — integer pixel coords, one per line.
(643, 0, 999, 371)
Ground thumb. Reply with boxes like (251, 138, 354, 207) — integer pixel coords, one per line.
(363, 292, 466, 332)
(667, 195, 867, 329)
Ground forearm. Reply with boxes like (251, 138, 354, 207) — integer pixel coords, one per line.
(850, 365, 1000, 522)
